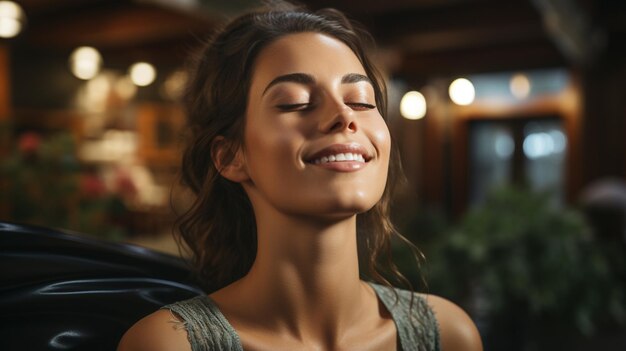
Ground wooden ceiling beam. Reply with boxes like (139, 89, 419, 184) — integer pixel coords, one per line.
(304, 0, 494, 16)
(20, 3, 214, 50)
(97, 38, 204, 67)
(367, 0, 540, 37)
(18, 0, 120, 18)
(398, 40, 565, 78)
(394, 22, 545, 54)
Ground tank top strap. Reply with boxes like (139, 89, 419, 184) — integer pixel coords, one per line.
(368, 283, 441, 351)
(161, 295, 243, 351)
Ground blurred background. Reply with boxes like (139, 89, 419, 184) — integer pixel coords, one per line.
(0, 0, 625, 349)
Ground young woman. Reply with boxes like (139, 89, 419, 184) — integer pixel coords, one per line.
(119, 3, 482, 351)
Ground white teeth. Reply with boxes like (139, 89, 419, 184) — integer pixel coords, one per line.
(311, 153, 367, 164)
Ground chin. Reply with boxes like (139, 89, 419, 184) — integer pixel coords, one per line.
(270, 186, 385, 220)
(314, 193, 380, 218)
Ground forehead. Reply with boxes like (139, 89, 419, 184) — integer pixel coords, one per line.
(250, 32, 367, 90)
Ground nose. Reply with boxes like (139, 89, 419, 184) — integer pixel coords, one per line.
(318, 100, 357, 134)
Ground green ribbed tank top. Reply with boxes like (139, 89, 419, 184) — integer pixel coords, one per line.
(161, 282, 441, 351)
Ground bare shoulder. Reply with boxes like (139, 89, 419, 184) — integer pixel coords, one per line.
(117, 309, 191, 351)
(421, 294, 483, 351)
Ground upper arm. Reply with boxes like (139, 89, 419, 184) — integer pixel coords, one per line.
(424, 294, 483, 351)
(117, 309, 191, 351)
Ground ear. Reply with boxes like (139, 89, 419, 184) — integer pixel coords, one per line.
(211, 136, 250, 183)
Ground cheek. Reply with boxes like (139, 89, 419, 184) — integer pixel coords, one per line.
(371, 120, 392, 163)
(244, 120, 304, 176)
(363, 119, 392, 201)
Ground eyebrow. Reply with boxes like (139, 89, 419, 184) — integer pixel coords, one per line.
(262, 72, 373, 96)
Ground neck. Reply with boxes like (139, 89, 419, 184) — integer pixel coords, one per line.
(232, 208, 367, 342)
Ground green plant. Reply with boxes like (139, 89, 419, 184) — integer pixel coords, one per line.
(426, 185, 625, 349)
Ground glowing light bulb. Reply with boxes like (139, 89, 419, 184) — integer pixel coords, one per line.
(69, 46, 102, 80)
(449, 78, 475, 106)
(0, 1, 25, 38)
(129, 62, 156, 87)
(400, 91, 427, 120)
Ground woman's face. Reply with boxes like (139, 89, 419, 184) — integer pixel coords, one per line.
(240, 32, 391, 220)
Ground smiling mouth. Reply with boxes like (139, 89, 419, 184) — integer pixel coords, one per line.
(304, 143, 373, 166)
(309, 152, 367, 164)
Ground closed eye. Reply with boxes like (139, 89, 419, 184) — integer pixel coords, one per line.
(276, 103, 312, 112)
(346, 102, 376, 111)
(276, 102, 376, 112)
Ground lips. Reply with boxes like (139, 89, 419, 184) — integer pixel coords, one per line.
(304, 143, 373, 164)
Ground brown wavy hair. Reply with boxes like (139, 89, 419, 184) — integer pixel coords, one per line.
(176, 1, 420, 295)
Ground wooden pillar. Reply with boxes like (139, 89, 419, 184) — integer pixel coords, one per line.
(580, 54, 626, 185)
(0, 43, 10, 220)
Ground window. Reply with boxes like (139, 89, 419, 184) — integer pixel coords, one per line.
(469, 117, 566, 207)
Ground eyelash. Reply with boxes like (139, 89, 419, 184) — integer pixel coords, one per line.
(277, 103, 311, 112)
(276, 102, 376, 112)
(347, 102, 376, 111)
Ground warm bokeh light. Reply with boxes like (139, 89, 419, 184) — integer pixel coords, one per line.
(161, 70, 187, 100)
(69, 46, 102, 80)
(400, 90, 427, 120)
(129, 62, 156, 87)
(510, 73, 531, 100)
(0, 1, 25, 38)
(449, 78, 475, 105)
(114, 75, 137, 100)
(75, 73, 111, 113)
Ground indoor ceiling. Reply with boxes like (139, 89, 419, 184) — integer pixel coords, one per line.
(300, 0, 626, 79)
(11, 0, 626, 79)
(14, 0, 216, 67)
